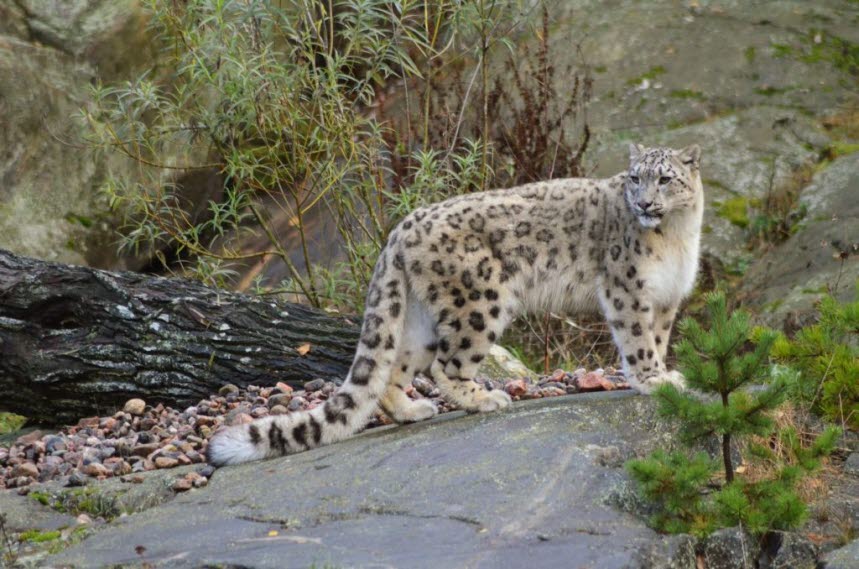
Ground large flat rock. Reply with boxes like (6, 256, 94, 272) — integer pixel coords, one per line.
(48, 392, 687, 568)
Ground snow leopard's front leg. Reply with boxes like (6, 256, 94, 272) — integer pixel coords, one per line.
(600, 289, 683, 393)
(653, 303, 679, 363)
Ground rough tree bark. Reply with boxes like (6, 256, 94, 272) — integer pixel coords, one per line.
(0, 249, 361, 424)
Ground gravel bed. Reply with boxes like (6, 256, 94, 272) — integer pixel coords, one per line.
(1, 368, 627, 492)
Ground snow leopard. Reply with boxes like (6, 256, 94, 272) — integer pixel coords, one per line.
(207, 143, 704, 466)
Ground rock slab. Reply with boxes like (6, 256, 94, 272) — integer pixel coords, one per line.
(47, 392, 688, 568)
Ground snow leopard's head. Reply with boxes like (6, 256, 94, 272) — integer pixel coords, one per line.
(624, 144, 702, 228)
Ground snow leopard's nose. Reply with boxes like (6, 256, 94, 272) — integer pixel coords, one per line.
(637, 200, 654, 212)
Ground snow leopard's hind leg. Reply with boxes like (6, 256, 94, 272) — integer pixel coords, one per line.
(429, 305, 512, 413)
(378, 295, 438, 423)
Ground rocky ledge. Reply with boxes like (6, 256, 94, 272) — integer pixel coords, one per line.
(1, 389, 856, 568)
(1, 368, 627, 491)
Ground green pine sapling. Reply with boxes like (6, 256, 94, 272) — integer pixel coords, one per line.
(659, 291, 785, 482)
(627, 291, 840, 536)
(771, 285, 859, 429)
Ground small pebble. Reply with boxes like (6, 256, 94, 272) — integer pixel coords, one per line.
(123, 398, 146, 416)
(576, 371, 611, 392)
(218, 384, 239, 396)
(155, 457, 179, 469)
(12, 462, 39, 479)
(67, 470, 88, 487)
(81, 463, 110, 477)
(251, 406, 268, 418)
(505, 379, 528, 398)
(15, 430, 44, 445)
(228, 413, 254, 426)
(197, 465, 216, 478)
(268, 393, 292, 409)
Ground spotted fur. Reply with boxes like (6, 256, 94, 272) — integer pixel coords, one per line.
(206, 144, 704, 466)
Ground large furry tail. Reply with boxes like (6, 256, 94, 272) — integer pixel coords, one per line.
(206, 245, 407, 466)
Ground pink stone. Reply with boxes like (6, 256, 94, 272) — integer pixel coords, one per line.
(11, 462, 39, 479)
(154, 456, 179, 469)
(229, 413, 254, 426)
(575, 371, 616, 392)
(504, 379, 528, 397)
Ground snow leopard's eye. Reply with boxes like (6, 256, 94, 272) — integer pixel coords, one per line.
(658, 176, 673, 185)
(629, 175, 640, 184)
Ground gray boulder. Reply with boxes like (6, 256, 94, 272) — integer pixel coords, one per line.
(0, 1, 154, 268)
(741, 153, 859, 327)
(16, 0, 154, 79)
(0, 35, 109, 267)
(823, 538, 859, 569)
(633, 534, 697, 569)
(844, 452, 859, 477)
(760, 530, 818, 569)
(701, 527, 760, 569)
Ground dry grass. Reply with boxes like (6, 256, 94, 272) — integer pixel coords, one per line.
(821, 107, 859, 141)
(503, 313, 617, 375)
(747, 161, 814, 251)
(738, 402, 838, 501)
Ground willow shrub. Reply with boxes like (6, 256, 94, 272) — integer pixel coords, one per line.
(82, 0, 521, 310)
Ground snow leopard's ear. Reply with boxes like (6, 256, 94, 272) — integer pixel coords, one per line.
(677, 144, 701, 169)
(628, 143, 646, 162)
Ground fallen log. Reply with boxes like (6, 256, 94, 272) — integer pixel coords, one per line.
(0, 249, 360, 424)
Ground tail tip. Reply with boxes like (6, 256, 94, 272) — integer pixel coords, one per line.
(206, 424, 263, 466)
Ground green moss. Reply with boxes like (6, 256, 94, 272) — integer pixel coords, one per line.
(827, 142, 859, 157)
(770, 43, 794, 58)
(29, 491, 51, 506)
(0, 412, 26, 435)
(716, 196, 751, 228)
(45, 488, 124, 520)
(744, 46, 756, 64)
(800, 31, 859, 74)
(669, 89, 705, 100)
(18, 529, 61, 543)
(755, 86, 790, 96)
(626, 65, 666, 86)
(46, 526, 89, 555)
(772, 30, 859, 80)
(762, 299, 784, 312)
